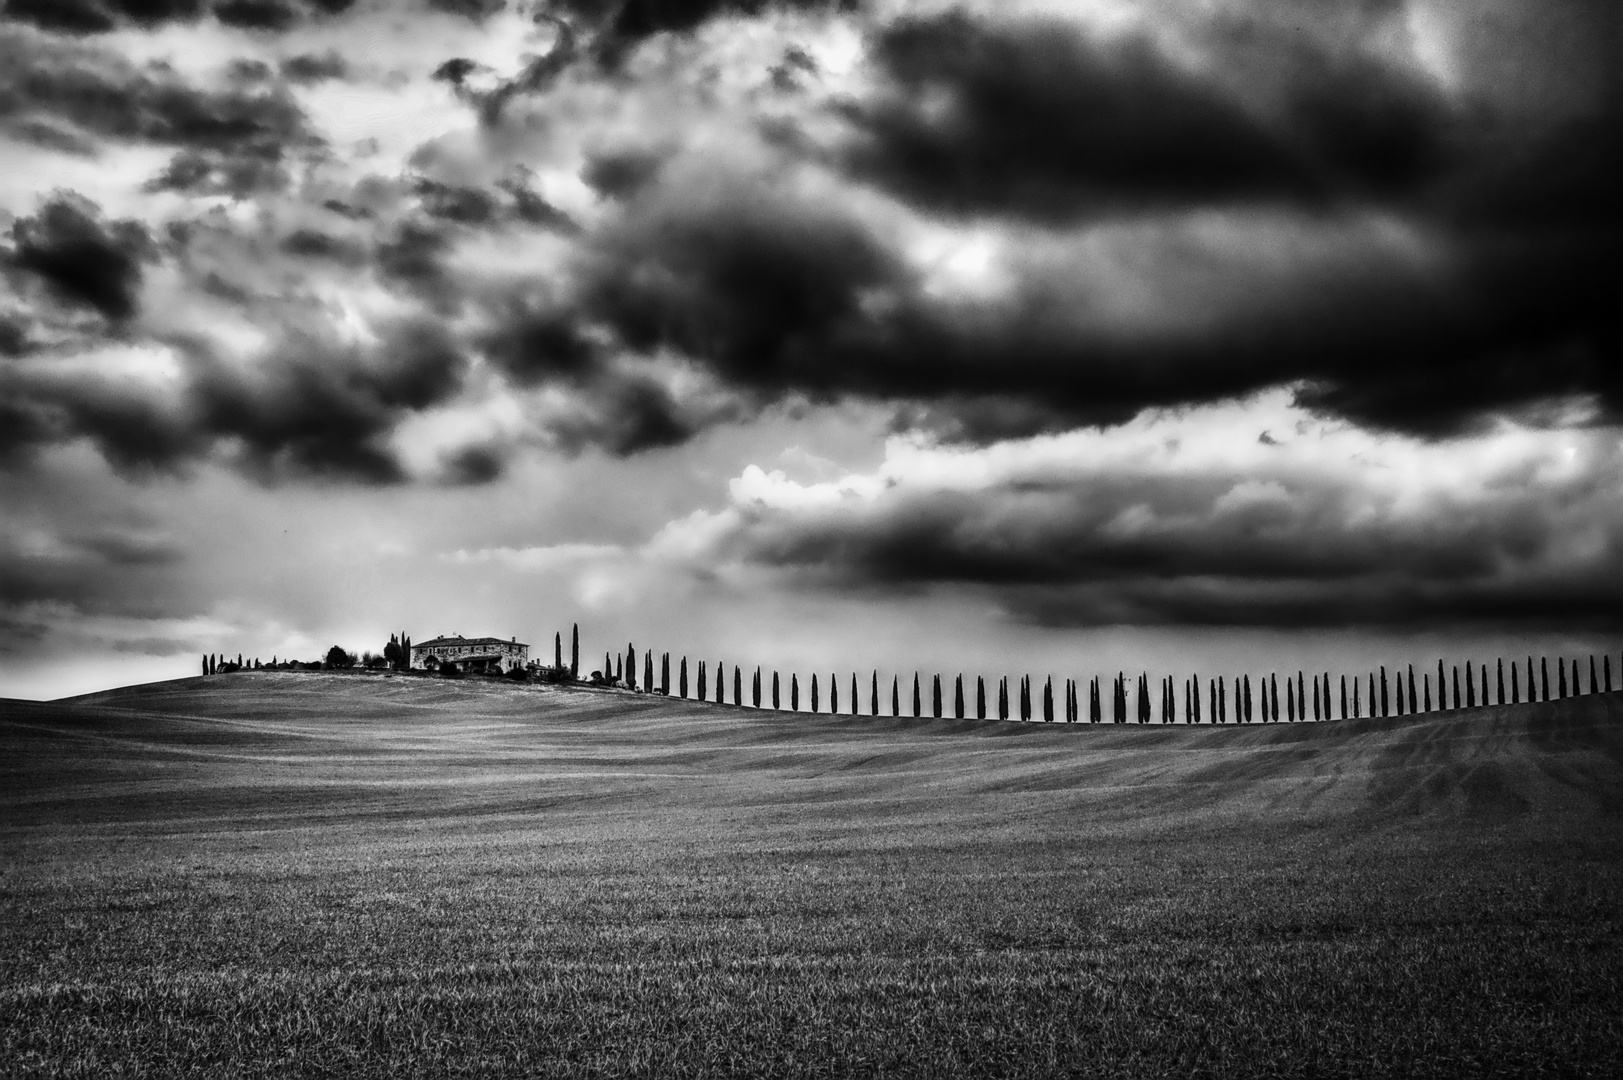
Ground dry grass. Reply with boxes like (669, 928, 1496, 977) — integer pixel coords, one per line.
(2, 672, 1621, 1077)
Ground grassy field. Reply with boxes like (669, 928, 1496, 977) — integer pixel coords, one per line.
(3, 672, 1621, 1077)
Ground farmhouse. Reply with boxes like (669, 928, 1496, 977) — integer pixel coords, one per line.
(410, 635, 529, 674)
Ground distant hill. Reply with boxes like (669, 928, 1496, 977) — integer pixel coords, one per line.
(5, 670, 1619, 829)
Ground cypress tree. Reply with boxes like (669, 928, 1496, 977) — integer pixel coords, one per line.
(1438, 659, 1448, 709)
(1558, 658, 1568, 698)
(1095, 677, 1104, 724)
(1381, 666, 1390, 717)
(893, 675, 900, 717)
(1465, 661, 1475, 708)
(811, 673, 818, 713)
(734, 665, 742, 705)
(1408, 666, 1417, 714)
(1424, 673, 1432, 711)
(1571, 658, 1580, 696)
(1451, 666, 1460, 710)
(955, 674, 965, 720)
(772, 671, 780, 710)
(201, 654, 208, 676)
(999, 676, 1009, 721)
(555, 632, 562, 669)
(1497, 659, 1505, 704)
(913, 673, 922, 717)
(1043, 677, 1053, 722)
(1606, 655, 1613, 693)
(698, 660, 706, 701)
(1312, 676, 1321, 720)
(851, 673, 859, 715)
(661, 653, 670, 695)
(1480, 664, 1488, 705)
(829, 674, 836, 715)
(679, 657, 688, 698)
(1396, 673, 1405, 716)
(932, 674, 942, 718)
(605, 652, 613, 682)
(977, 675, 987, 720)
(871, 671, 879, 716)
(1590, 655, 1598, 694)
(1341, 674, 1348, 719)
(571, 624, 579, 679)
(792, 674, 800, 712)
(753, 667, 761, 708)
(1353, 676, 1360, 718)
(1539, 656, 1548, 702)
(1243, 675, 1253, 723)
(1509, 663, 1518, 704)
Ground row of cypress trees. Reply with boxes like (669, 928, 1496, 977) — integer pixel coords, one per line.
(566, 632, 1622, 724)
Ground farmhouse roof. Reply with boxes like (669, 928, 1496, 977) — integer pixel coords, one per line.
(413, 635, 528, 649)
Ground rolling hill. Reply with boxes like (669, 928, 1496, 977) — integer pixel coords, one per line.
(3, 672, 1621, 1077)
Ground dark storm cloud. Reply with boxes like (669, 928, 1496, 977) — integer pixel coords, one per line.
(214, 0, 302, 31)
(695, 434, 1623, 629)
(0, 31, 322, 193)
(840, 11, 1452, 222)
(549, 0, 857, 50)
(279, 51, 349, 84)
(3, 0, 202, 36)
(470, 2, 1615, 443)
(185, 319, 470, 481)
(6, 194, 155, 321)
(426, 0, 505, 20)
(547, 372, 713, 455)
(2, 0, 356, 35)
(1, 308, 470, 481)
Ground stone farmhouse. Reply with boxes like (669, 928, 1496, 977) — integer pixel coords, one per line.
(410, 635, 529, 674)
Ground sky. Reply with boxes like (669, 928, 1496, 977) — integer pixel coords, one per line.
(1, 0, 1620, 701)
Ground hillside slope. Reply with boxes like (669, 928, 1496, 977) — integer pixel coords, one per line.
(4, 670, 1620, 832)
(3, 673, 1621, 1078)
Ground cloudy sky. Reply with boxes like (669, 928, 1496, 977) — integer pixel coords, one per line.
(1, 0, 1619, 701)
